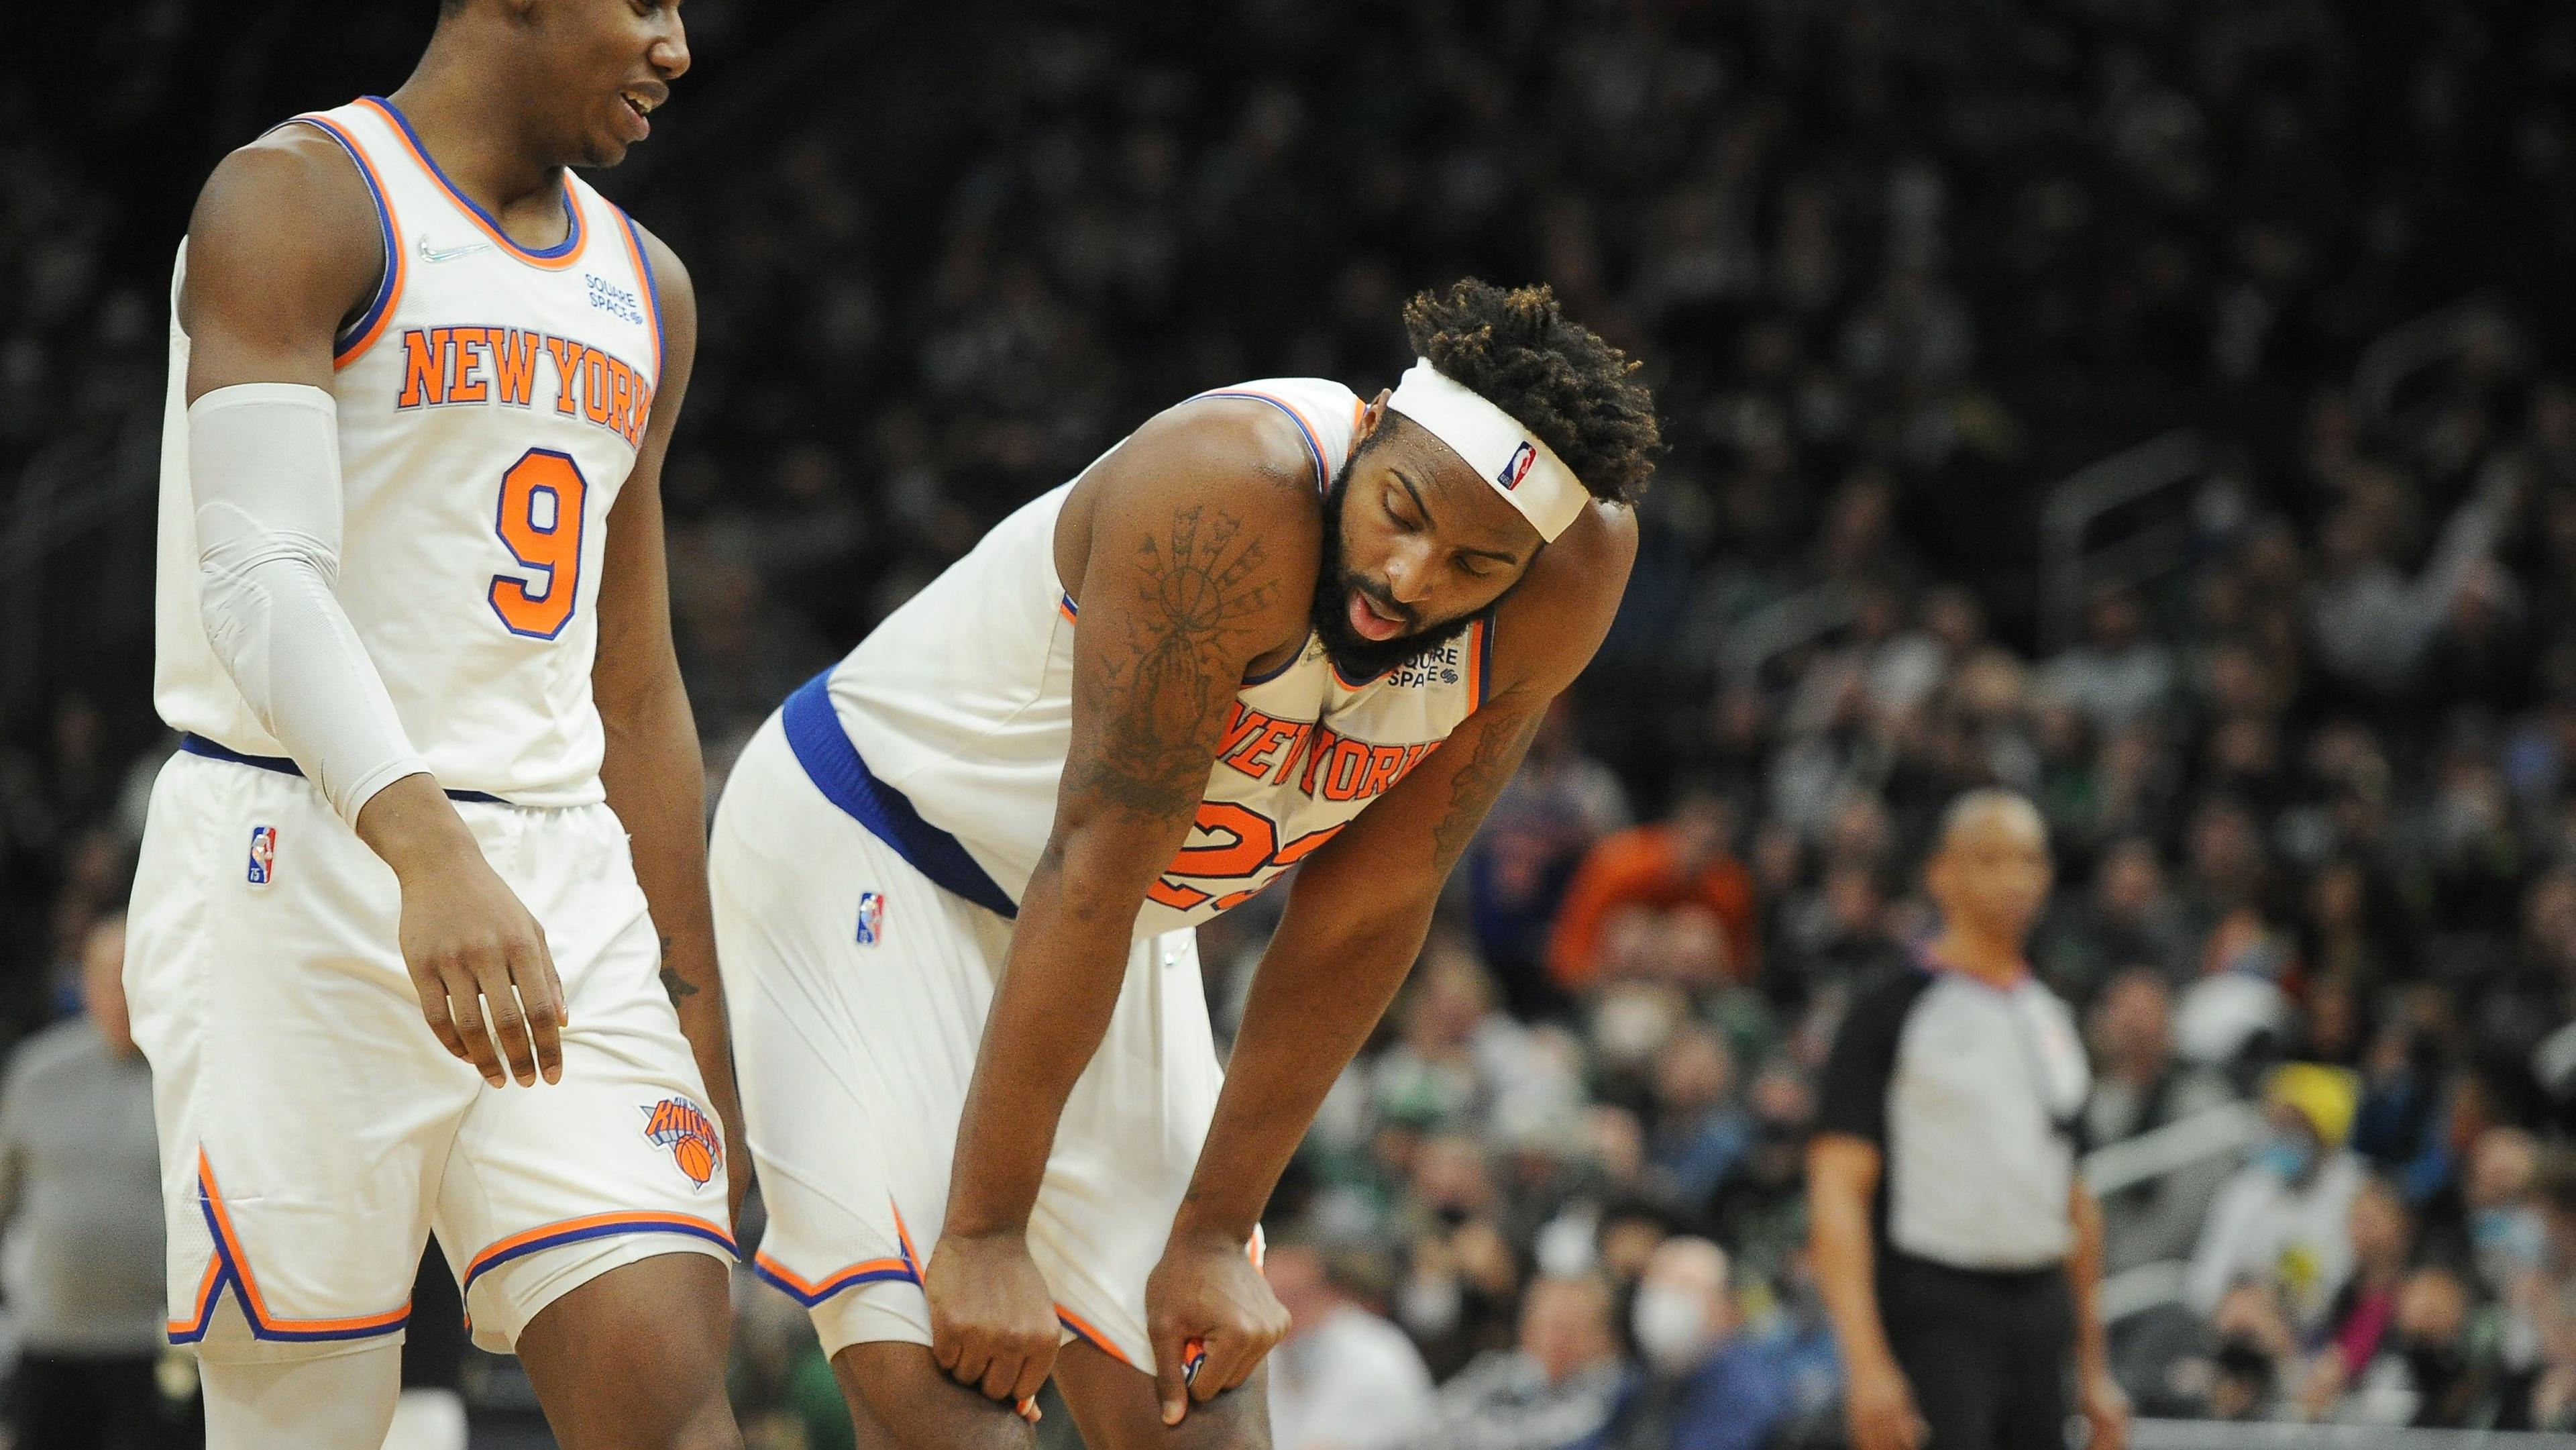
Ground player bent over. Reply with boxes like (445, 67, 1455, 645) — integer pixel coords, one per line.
(129, 2, 745, 1445)
(710, 280, 1658, 1447)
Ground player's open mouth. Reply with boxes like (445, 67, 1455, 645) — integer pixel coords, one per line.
(1347, 588, 1408, 641)
(618, 90, 657, 139)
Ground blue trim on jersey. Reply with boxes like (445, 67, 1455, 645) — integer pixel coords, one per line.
(781, 672, 1021, 920)
(621, 211, 664, 376)
(178, 735, 505, 805)
(458, 1218, 737, 1302)
(277, 117, 398, 358)
(1241, 633, 1310, 687)
(366, 95, 583, 260)
(749, 1257, 920, 1308)
(1193, 391, 1326, 486)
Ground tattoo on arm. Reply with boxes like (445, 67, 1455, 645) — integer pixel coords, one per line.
(1429, 707, 1544, 874)
(659, 936, 698, 1004)
(1067, 505, 1275, 819)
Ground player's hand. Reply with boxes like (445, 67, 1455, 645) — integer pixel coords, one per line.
(1843, 1352, 1927, 1450)
(362, 779, 566, 1088)
(2079, 1363, 2132, 1450)
(924, 1229, 1060, 1410)
(1144, 1222, 1287, 1427)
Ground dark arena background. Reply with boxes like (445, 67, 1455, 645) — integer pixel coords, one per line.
(6, 1, 2576, 1446)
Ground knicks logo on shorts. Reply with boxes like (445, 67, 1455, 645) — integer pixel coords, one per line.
(1496, 440, 1537, 491)
(855, 890, 885, 947)
(246, 825, 278, 886)
(641, 1096, 721, 1190)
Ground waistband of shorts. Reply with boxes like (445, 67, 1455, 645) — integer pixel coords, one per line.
(179, 734, 507, 805)
(778, 671, 1020, 919)
(1879, 1246, 2068, 1294)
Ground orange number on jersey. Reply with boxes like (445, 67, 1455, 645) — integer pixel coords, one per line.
(488, 448, 589, 639)
(1167, 801, 1279, 879)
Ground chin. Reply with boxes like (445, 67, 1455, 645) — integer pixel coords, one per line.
(1313, 599, 1479, 683)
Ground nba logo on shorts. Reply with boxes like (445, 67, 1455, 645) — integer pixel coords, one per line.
(246, 825, 277, 886)
(855, 891, 885, 946)
(1496, 441, 1537, 491)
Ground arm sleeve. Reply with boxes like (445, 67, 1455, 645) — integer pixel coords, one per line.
(189, 382, 428, 823)
(1815, 972, 1922, 1147)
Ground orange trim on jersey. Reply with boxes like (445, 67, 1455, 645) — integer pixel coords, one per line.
(1057, 597, 1079, 626)
(354, 97, 590, 270)
(890, 1199, 926, 1276)
(1462, 617, 1487, 706)
(752, 1251, 917, 1302)
(460, 1210, 736, 1291)
(286, 114, 406, 370)
(1053, 1305, 1138, 1369)
(186, 1149, 414, 1337)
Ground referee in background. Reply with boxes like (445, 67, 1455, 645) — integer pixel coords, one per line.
(1809, 791, 2131, 1450)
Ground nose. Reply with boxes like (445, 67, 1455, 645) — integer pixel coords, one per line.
(1383, 537, 1434, 607)
(655, 14, 692, 79)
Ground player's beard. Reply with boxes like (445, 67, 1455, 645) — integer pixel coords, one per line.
(1309, 452, 1485, 682)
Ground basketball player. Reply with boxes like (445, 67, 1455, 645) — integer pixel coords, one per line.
(127, 3, 744, 1446)
(709, 280, 1658, 1447)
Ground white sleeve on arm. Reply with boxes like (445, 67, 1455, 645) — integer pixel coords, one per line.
(190, 382, 429, 823)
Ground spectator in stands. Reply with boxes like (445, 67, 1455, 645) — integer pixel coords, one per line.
(1467, 699, 1634, 1018)
(1423, 1273, 1631, 1450)
(2188, 1063, 2368, 1330)
(2298, 1174, 2418, 1421)
(2085, 967, 2241, 1274)
(2043, 588, 2175, 733)
(1644, 1023, 1752, 1212)
(2040, 837, 2196, 993)
(1549, 787, 1760, 995)
(1580, 1236, 1790, 1450)
(1265, 1241, 1437, 1450)
(0, 915, 195, 1448)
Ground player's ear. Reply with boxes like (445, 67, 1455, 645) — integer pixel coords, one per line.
(1356, 390, 1393, 447)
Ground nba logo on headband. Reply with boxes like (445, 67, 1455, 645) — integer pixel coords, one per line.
(1497, 442, 1537, 492)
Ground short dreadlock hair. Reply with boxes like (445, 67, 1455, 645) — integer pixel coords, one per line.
(1401, 280, 1661, 505)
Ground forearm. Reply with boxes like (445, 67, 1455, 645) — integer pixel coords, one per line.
(945, 831, 1177, 1236)
(2068, 1184, 2110, 1371)
(1178, 881, 1437, 1239)
(596, 670, 731, 1104)
(1809, 1178, 1896, 1371)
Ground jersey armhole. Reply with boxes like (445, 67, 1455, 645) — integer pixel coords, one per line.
(613, 209, 665, 386)
(271, 115, 404, 370)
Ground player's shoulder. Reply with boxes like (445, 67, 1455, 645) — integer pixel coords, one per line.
(1487, 499, 1638, 697)
(1104, 384, 1334, 532)
(188, 121, 382, 291)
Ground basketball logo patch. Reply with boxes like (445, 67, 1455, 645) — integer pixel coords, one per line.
(1496, 441, 1537, 491)
(246, 826, 278, 886)
(641, 1096, 721, 1190)
(856, 890, 885, 946)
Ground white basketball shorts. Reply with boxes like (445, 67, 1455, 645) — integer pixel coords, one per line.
(710, 704, 1237, 1373)
(126, 745, 735, 1361)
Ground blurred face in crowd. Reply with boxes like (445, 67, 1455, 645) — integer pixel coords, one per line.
(80, 915, 133, 1059)
(1517, 1274, 1617, 1384)
(2090, 969, 2171, 1083)
(1632, 1237, 1733, 1374)
(1927, 792, 2053, 946)
(1651, 1025, 1735, 1121)
(2349, 1177, 2412, 1278)
(1314, 400, 1545, 680)
(439, 0, 692, 170)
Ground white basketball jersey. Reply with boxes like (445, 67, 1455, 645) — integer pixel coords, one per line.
(822, 378, 1492, 939)
(154, 97, 665, 805)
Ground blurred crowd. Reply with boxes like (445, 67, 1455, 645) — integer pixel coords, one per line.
(10, 0, 2576, 1445)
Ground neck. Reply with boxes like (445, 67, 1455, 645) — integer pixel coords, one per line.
(1929, 925, 2024, 986)
(388, 36, 561, 210)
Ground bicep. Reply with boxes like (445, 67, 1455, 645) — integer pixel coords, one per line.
(1057, 468, 1301, 831)
(595, 234, 696, 703)
(181, 136, 382, 401)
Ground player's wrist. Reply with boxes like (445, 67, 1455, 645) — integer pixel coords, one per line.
(1164, 1198, 1257, 1256)
(354, 779, 485, 884)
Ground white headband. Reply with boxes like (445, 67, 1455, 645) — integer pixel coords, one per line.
(1386, 358, 1590, 542)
